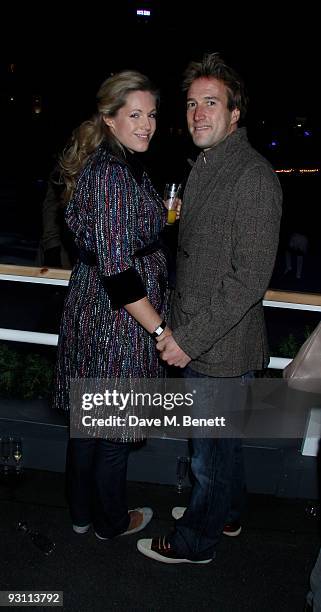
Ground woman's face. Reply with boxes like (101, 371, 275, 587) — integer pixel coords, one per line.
(103, 90, 157, 153)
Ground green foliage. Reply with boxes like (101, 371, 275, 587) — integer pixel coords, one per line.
(0, 343, 54, 399)
(277, 325, 315, 359)
(0, 344, 21, 395)
(278, 333, 300, 358)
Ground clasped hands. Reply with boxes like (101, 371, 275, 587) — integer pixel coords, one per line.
(156, 326, 191, 368)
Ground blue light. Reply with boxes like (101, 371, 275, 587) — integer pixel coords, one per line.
(304, 130, 312, 137)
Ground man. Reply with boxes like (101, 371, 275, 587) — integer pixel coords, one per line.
(137, 52, 282, 563)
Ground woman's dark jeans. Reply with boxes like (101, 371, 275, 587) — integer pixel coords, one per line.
(168, 366, 250, 561)
(66, 438, 132, 538)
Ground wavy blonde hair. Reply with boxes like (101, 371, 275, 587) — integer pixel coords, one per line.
(60, 70, 159, 202)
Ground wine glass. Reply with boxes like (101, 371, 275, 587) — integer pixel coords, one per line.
(11, 435, 23, 475)
(164, 183, 181, 225)
(1, 436, 11, 477)
(17, 521, 55, 556)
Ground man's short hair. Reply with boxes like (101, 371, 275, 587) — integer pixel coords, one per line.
(183, 52, 248, 122)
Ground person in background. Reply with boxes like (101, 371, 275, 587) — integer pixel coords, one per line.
(306, 547, 321, 611)
(284, 230, 309, 280)
(137, 52, 282, 564)
(37, 166, 77, 269)
(54, 70, 172, 540)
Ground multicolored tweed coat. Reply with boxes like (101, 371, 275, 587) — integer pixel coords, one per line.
(54, 143, 169, 413)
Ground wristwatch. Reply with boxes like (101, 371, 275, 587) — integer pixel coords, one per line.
(151, 320, 166, 339)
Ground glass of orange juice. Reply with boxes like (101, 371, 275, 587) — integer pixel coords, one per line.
(164, 183, 181, 225)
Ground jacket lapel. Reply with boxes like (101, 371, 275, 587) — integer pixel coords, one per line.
(179, 130, 248, 239)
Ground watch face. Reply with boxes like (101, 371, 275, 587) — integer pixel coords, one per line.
(152, 321, 165, 338)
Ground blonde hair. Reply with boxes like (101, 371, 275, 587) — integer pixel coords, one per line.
(60, 70, 159, 201)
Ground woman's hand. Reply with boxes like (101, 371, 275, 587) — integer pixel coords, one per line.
(163, 197, 182, 221)
(156, 325, 172, 341)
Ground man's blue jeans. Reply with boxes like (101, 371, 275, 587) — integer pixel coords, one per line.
(168, 366, 249, 561)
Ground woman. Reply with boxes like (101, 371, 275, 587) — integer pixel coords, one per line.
(54, 70, 171, 540)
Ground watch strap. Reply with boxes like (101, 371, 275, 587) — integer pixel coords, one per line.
(151, 319, 166, 339)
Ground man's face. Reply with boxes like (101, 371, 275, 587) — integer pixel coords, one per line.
(186, 77, 240, 150)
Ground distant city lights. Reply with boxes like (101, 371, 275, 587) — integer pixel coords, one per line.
(136, 9, 151, 15)
(299, 168, 319, 173)
(32, 95, 42, 115)
(275, 168, 320, 174)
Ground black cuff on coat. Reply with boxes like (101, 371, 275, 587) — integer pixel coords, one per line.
(102, 267, 147, 309)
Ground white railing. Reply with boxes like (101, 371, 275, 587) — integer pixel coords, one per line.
(1, 265, 321, 368)
(1, 264, 320, 455)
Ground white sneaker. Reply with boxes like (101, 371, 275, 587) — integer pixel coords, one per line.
(172, 506, 186, 520)
(95, 507, 153, 540)
(72, 523, 91, 534)
(120, 507, 153, 536)
(94, 531, 109, 541)
(137, 537, 213, 564)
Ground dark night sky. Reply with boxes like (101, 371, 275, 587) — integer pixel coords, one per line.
(18, 2, 318, 125)
(1, 2, 320, 250)
(3, 2, 319, 174)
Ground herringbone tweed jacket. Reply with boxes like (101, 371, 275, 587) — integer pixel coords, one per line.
(171, 128, 282, 376)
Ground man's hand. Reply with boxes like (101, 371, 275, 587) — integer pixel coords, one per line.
(156, 335, 191, 368)
(157, 325, 173, 341)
